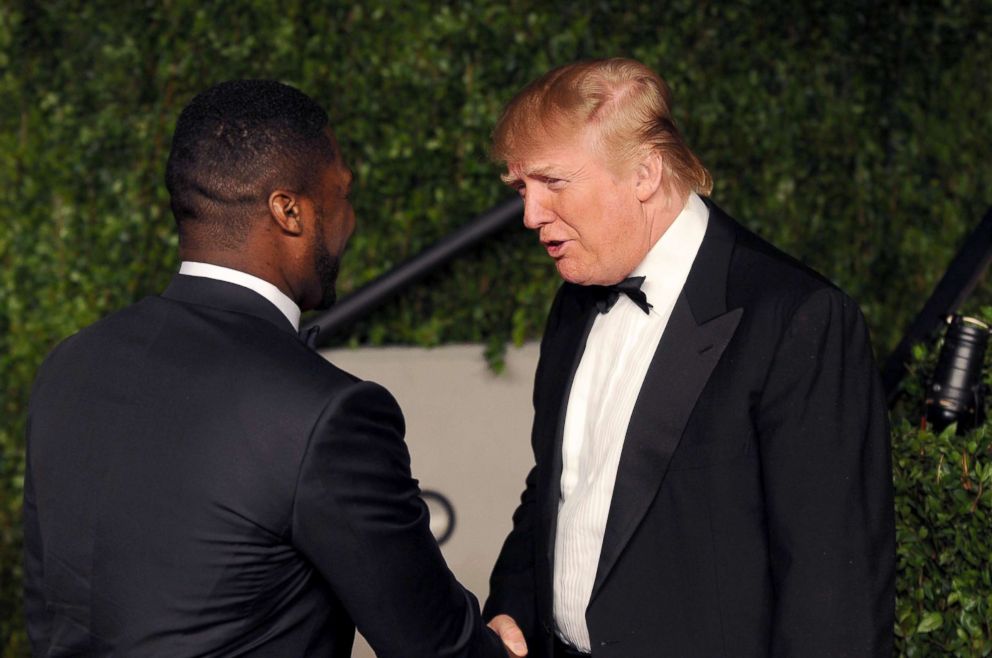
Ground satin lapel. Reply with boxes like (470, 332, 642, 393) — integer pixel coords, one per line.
(590, 295, 742, 599)
(589, 202, 744, 601)
(536, 287, 600, 565)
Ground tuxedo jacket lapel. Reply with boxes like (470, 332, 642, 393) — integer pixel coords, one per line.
(590, 203, 743, 601)
(591, 296, 741, 599)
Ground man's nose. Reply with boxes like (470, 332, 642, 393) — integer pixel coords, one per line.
(522, 192, 554, 230)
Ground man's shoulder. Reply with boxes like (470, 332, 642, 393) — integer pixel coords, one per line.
(33, 297, 158, 384)
(33, 293, 363, 408)
(710, 201, 848, 313)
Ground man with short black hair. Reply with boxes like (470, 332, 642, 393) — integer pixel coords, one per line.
(24, 79, 507, 657)
(485, 59, 894, 658)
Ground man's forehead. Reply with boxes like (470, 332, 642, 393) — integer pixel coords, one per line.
(504, 147, 597, 184)
(506, 160, 568, 178)
(506, 146, 575, 175)
(503, 125, 603, 178)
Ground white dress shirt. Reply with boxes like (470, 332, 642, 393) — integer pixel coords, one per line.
(553, 193, 709, 651)
(178, 261, 301, 331)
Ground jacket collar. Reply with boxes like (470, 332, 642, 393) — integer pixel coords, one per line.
(682, 197, 738, 323)
(161, 274, 299, 336)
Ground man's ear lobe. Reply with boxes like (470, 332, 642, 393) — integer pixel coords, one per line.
(635, 151, 664, 202)
(268, 190, 304, 235)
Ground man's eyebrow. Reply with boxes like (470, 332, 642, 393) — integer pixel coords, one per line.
(501, 165, 566, 185)
(527, 165, 564, 178)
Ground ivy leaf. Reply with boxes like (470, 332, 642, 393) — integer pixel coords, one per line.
(916, 611, 944, 634)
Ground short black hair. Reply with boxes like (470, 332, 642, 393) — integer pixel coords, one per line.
(165, 79, 334, 247)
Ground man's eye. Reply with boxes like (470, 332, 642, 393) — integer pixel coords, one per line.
(547, 178, 566, 190)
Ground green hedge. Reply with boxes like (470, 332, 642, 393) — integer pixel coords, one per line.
(892, 309, 992, 656)
(2, 1, 990, 654)
(893, 416, 992, 657)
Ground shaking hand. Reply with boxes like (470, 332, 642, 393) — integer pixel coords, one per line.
(488, 614, 528, 657)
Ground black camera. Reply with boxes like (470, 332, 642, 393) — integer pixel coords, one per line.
(924, 315, 990, 434)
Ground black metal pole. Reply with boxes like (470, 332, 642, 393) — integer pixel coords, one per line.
(881, 206, 992, 404)
(303, 196, 524, 342)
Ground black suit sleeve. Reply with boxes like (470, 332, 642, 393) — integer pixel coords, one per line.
(291, 380, 504, 658)
(484, 286, 573, 640)
(755, 287, 895, 657)
(483, 464, 538, 637)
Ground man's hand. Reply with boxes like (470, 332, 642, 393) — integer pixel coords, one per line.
(488, 614, 528, 657)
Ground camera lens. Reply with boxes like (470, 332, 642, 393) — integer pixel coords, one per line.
(925, 315, 989, 433)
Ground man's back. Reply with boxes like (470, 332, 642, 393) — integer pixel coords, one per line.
(24, 276, 500, 657)
(26, 276, 359, 654)
(26, 78, 507, 658)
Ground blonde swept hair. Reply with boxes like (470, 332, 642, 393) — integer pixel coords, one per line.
(492, 58, 712, 196)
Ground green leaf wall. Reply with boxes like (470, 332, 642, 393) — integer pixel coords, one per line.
(2, 1, 990, 654)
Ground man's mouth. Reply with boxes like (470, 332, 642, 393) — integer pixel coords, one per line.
(543, 240, 567, 257)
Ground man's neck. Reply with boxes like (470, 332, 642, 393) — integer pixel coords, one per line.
(644, 190, 691, 251)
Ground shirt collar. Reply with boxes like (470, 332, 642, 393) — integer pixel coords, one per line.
(631, 192, 709, 312)
(178, 261, 302, 331)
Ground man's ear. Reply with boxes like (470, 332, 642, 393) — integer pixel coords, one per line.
(268, 190, 305, 235)
(634, 150, 664, 203)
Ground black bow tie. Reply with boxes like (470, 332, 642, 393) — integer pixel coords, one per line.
(300, 325, 320, 349)
(595, 276, 652, 315)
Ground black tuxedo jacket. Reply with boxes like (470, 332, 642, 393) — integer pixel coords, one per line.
(24, 274, 504, 657)
(484, 201, 895, 657)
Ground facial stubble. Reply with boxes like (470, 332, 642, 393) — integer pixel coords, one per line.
(312, 207, 341, 311)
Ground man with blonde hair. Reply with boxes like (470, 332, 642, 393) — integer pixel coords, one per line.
(484, 59, 894, 658)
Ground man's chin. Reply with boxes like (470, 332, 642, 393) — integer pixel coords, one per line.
(556, 261, 591, 286)
(556, 262, 629, 287)
(555, 261, 573, 281)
